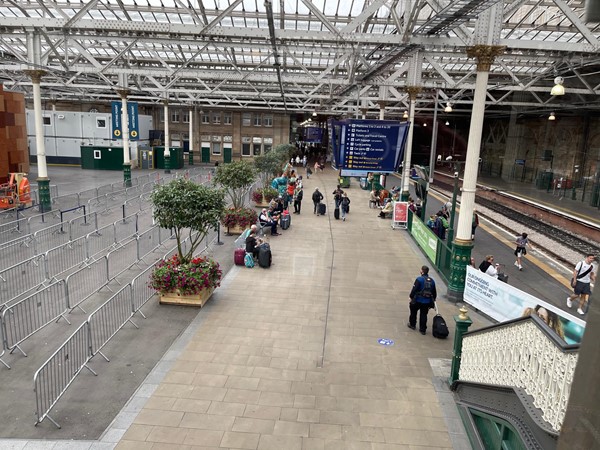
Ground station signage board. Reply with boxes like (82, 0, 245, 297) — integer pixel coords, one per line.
(331, 119, 409, 175)
(111, 101, 140, 141)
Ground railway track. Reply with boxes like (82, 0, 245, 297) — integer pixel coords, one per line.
(432, 176, 600, 259)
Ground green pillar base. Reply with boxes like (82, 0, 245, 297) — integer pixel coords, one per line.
(36, 177, 52, 213)
(401, 191, 410, 201)
(164, 155, 171, 174)
(123, 163, 132, 187)
(189, 150, 194, 166)
(447, 239, 473, 303)
(449, 310, 473, 387)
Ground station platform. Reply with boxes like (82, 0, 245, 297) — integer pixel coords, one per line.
(2, 165, 485, 449)
(1, 164, 585, 449)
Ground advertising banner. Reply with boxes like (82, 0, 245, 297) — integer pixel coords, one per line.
(111, 101, 140, 141)
(392, 201, 408, 230)
(410, 216, 438, 263)
(464, 266, 585, 344)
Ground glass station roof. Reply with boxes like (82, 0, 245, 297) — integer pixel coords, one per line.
(0, 0, 599, 117)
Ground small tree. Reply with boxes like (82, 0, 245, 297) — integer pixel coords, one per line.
(213, 160, 256, 208)
(254, 152, 284, 188)
(151, 178, 225, 264)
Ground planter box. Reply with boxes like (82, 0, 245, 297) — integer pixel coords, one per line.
(222, 223, 246, 234)
(159, 287, 215, 307)
(254, 201, 271, 208)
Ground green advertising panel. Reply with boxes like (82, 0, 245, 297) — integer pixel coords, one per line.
(410, 217, 438, 263)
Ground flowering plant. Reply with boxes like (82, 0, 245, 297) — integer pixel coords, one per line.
(150, 254, 222, 295)
(251, 187, 278, 203)
(222, 207, 258, 229)
(251, 190, 264, 203)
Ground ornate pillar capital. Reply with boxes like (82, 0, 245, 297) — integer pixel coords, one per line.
(23, 69, 46, 83)
(466, 45, 505, 72)
(405, 86, 422, 101)
(117, 89, 130, 99)
(377, 100, 387, 109)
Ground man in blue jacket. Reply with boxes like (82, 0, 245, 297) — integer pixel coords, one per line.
(407, 266, 437, 335)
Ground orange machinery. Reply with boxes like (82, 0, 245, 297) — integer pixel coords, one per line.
(0, 173, 32, 209)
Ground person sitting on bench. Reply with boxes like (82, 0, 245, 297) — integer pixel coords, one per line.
(260, 208, 280, 236)
(378, 201, 393, 218)
(245, 225, 263, 259)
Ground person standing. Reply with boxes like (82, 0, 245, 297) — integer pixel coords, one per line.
(295, 155, 301, 166)
(408, 266, 437, 335)
(293, 186, 303, 214)
(471, 210, 479, 240)
(332, 185, 344, 209)
(340, 193, 350, 221)
(514, 232, 530, 270)
(567, 254, 596, 315)
(312, 188, 323, 214)
(302, 155, 307, 168)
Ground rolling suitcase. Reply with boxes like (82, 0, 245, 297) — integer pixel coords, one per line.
(432, 303, 449, 339)
(334, 207, 340, 220)
(258, 243, 272, 268)
(234, 248, 246, 266)
(318, 203, 326, 215)
(497, 264, 509, 283)
(281, 211, 291, 229)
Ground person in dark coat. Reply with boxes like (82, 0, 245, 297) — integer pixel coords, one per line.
(294, 187, 303, 214)
(407, 265, 437, 335)
(312, 188, 323, 214)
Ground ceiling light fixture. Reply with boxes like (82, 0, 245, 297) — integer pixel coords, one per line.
(402, 111, 409, 119)
(444, 103, 453, 113)
(548, 112, 556, 121)
(445, 120, 450, 126)
(423, 122, 427, 127)
(312, 111, 318, 117)
(551, 77, 565, 96)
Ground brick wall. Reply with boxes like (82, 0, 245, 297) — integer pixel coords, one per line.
(0, 86, 28, 181)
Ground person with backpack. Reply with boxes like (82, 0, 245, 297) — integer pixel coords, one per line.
(567, 254, 596, 315)
(434, 212, 447, 240)
(407, 265, 437, 335)
(340, 193, 350, 221)
(312, 188, 324, 214)
(332, 185, 344, 209)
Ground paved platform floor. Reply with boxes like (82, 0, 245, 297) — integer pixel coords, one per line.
(1, 165, 493, 449)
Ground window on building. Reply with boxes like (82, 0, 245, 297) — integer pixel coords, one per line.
(43, 116, 51, 126)
(159, 109, 164, 122)
(263, 137, 273, 153)
(223, 112, 232, 125)
(202, 112, 210, 124)
(182, 110, 190, 123)
(212, 112, 221, 124)
(253, 114, 262, 126)
(242, 137, 252, 157)
(96, 118, 107, 128)
(212, 142, 221, 155)
(263, 115, 273, 127)
(171, 110, 180, 123)
(242, 113, 251, 126)
(172, 133, 181, 146)
(253, 143, 261, 156)
(263, 143, 272, 153)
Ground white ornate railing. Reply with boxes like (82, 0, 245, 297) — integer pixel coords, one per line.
(459, 318, 579, 432)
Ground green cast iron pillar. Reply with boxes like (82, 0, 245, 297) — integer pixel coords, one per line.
(447, 238, 473, 302)
(37, 177, 52, 213)
(446, 169, 460, 245)
(449, 306, 473, 387)
(123, 163, 132, 187)
(164, 148, 171, 174)
(189, 150, 194, 166)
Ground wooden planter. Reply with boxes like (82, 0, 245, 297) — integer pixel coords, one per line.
(222, 223, 246, 234)
(254, 200, 270, 208)
(159, 287, 215, 307)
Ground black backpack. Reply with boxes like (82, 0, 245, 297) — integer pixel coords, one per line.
(419, 277, 434, 298)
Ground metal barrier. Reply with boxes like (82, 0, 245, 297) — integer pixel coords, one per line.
(52, 193, 81, 211)
(130, 265, 155, 319)
(0, 216, 28, 243)
(88, 284, 137, 362)
(0, 234, 36, 271)
(44, 236, 89, 280)
(30, 184, 59, 201)
(0, 255, 47, 307)
(65, 257, 109, 314)
(33, 222, 71, 255)
(114, 213, 138, 243)
(86, 223, 117, 258)
(106, 239, 139, 281)
(137, 226, 161, 262)
(33, 321, 96, 428)
(1, 280, 70, 357)
(69, 211, 98, 240)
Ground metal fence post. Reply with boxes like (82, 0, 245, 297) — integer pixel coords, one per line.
(449, 306, 473, 387)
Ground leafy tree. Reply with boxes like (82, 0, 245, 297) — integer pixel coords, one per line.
(254, 152, 284, 188)
(213, 160, 256, 208)
(151, 178, 225, 264)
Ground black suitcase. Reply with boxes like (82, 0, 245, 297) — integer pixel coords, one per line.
(281, 213, 291, 230)
(258, 243, 272, 268)
(432, 304, 449, 339)
(318, 203, 326, 215)
(334, 207, 340, 220)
